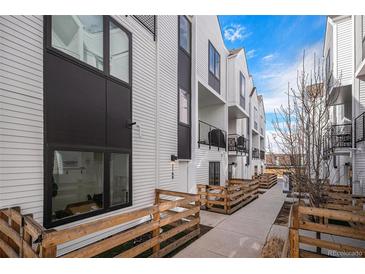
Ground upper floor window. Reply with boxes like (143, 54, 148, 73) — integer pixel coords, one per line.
(51, 16, 130, 84)
(179, 16, 191, 54)
(209, 42, 220, 79)
(179, 88, 190, 125)
(240, 72, 246, 97)
(110, 20, 129, 83)
(325, 49, 331, 83)
(52, 16, 104, 70)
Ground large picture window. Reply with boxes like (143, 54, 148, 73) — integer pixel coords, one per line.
(209, 42, 220, 79)
(179, 16, 191, 54)
(51, 150, 104, 221)
(48, 149, 132, 226)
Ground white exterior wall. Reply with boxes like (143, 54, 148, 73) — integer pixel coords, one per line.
(336, 16, 353, 84)
(191, 16, 229, 187)
(227, 50, 250, 112)
(0, 16, 44, 220)
(195, 16, 228, 102)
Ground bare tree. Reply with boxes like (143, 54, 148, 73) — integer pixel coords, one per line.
(272, 51, 341, 206)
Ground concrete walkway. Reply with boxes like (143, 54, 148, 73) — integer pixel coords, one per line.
(174, 181, 287, 258)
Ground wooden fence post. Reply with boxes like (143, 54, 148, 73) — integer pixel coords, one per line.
(152, 190, 161, 255)
(289, 204, 300, 258)
(41, 245, 57, 258)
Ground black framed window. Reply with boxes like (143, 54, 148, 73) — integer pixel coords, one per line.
(109, 20, 130, 83)
(51, 16, 104, 70)
(49, 15, 131, 85)
(209, 162, 220, 186)
(48, 148, 132, 226)
(179, 88, 190, 125)
(51, 150, 104, 221)
(240, 72, 246, 97)
(209, 42, 220, 79)
(110, 153, 130, 206)
(179, 15, 191, 54)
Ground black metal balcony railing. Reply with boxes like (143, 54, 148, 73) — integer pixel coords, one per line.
(198, 120, 227, 150)
(330, 124, 352, 149)
(228, 134, 248, 154)
(239, 96, 245, 110)
(260, 150, 265, 160)
(323, 124, 352, 156)
(252, 148, 260, 159)
(355, 112, 365, 145)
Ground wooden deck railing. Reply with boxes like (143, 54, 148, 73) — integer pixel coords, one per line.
(0, 189, 200, 258)
(288, 204, 365, 258)
(197, 179, 259, 214)
(253, 173, 278, 189)
(0, 207, 45, 258)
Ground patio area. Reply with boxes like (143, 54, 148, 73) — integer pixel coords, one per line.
(174, 180, 287, 257)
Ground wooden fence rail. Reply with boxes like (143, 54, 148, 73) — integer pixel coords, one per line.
(197, 179, 259, 214)
(253, 173, 278, 189)
(289, 204, 365, 258)
(0, 189, 200, 258)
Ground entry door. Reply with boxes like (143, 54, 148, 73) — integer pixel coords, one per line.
(178, 162, 189, 192)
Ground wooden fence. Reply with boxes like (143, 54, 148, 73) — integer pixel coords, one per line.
(288, 204, 365, 258)
(0, 189, 200, 258)
(197, 179, 259, 214)
(0, 207, 44, 258)
(254, 173, 278, 189)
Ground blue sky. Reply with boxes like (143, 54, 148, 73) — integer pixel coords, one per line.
(218, 16, 326, 136)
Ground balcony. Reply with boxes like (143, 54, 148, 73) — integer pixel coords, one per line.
(198, 120, 227, 150)
(252, 148, 260, 159)
(323, 124, 352, 156)
(260, 150, 265, 160)
(228, 134, 248, 155)
(355, 112, 365, 145)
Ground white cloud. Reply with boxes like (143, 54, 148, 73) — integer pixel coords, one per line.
(262, 54, 275, 61)
(259, 41, 323, 113)
(224, 24, 251, 42)
(246, 49, 256, 59)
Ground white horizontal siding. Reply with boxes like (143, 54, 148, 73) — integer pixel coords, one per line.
(195, 16, 228, 101)
(0, 16, 43, 221)
(336, 18, 353, 83)
(193, 145, 228, 185)
(155, 16, 181, 191)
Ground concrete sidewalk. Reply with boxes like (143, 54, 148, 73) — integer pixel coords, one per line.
(174, 182, 286, 258)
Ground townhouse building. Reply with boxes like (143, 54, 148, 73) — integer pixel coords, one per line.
(323, 15, 365, 193)
(0, 15, 266, 254)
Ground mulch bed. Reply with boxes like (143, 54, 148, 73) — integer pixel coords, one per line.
(273, 201, 293, 226)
